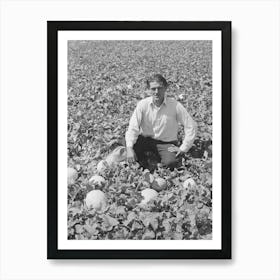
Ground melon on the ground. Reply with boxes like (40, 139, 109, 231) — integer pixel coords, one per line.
(183, 178, 196, 189)
(106, 146, 127, 166)
(140, 188, 158, 204)
(68, 167, 78, 185)
(85, 190, 108, 211)
(96, 160, 109, 173)
(89, 175, 106, 187)
(152, 177, 167, 192)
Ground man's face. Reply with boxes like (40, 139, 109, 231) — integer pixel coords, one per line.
(149, 81, 167, 105)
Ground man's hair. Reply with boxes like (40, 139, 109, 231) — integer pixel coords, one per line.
(146, 74, 168, 88)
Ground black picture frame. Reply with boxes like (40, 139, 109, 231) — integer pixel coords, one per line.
(47, 21, 231, 259)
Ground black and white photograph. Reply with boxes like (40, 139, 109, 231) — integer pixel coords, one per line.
(48, 21, 231, 259)
(67, 40, 212, 240)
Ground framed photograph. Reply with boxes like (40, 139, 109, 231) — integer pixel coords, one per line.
(48, 21, 231, 259)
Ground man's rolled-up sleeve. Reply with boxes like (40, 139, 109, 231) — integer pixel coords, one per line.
(125, 103, 142, 148)
(176, 102, 197, 153)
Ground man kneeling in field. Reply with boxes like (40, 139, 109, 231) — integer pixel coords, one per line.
(125, 74, 197, 171)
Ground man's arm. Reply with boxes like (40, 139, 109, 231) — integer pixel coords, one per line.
(176, 102, 197, 153)
(125, 103, 142, 161)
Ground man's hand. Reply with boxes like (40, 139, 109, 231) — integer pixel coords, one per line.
(168, 145, 183, 157)
(126, 147, 136, 163)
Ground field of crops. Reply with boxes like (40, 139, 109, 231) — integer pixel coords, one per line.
(67, 40, 213, 240)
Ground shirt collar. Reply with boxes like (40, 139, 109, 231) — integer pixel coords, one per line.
(149, 95, 167, 107)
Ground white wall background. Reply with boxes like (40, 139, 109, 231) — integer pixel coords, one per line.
(0, 0, 279, 279)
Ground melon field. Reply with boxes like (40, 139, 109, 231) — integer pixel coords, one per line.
(67, 40, 213, 240)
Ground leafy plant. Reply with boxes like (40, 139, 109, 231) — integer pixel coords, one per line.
(67, 40, 212, 240)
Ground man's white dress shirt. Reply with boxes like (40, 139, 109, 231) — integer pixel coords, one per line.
(125, 96, 196, 152)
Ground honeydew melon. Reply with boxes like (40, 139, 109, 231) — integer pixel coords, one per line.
(89, 175, 106, 187)
(85, 190, 108, 211)
(140, 188, 158, 204)
(183, 178, 196, 189)
(152, 177, 167, 192)
(96, 160, 109, 173)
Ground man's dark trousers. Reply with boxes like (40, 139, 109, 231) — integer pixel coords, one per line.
(132, 135, 181, 171)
